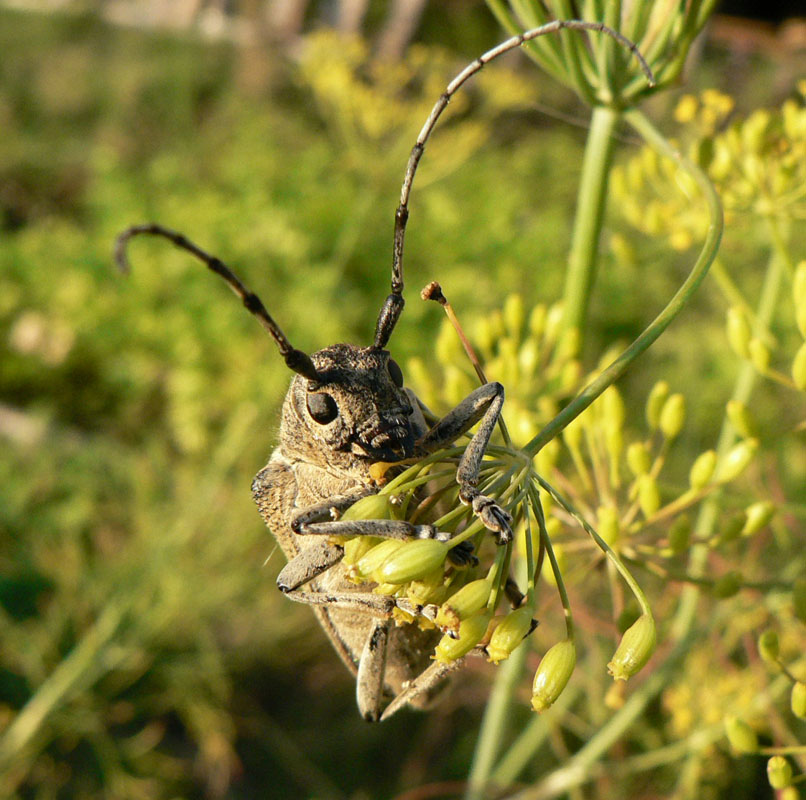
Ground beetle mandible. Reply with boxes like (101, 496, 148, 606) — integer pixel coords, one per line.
(115, 21, 653, 721)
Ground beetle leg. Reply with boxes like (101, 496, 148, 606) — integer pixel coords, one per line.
(379, 658, 463, 721)
(294, 517, 450, 541)
(356, 618, 392, 721)
(416, 382, 513, 543)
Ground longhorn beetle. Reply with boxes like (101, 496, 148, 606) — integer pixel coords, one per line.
(115, 21, 653, 721)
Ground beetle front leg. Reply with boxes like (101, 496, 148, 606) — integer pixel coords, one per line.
(356, 618, 391, 722)
(417, 381, 513, 543)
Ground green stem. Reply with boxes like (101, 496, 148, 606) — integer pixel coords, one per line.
(560, 105, 620, 335)
(526, 107, 723, 457)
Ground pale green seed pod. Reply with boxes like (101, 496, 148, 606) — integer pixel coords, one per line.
(793, 578, 806, 623)
(531, 639, 576, 712)
(767, 756, 793, 790)
(689, 450, 717, 489)
(435, 578, 493, 633)
(406, 566, 447, 608)
(342, 493, 394, 521)
(669, 515, 691, 554)
(487, 607, 536, 664)
(726, 307, 752, 359)
(376, 539, 448, 585)
(758, 629, 779, 664)
(726, 400, 757, 439)
(790, 681, 806, 719)
(355, 539, 406, 579)
(748, 338, 771, 372)
(601, 386, 625, 429)
(638, 474, 661, 518)
(792, 342, 806, 391)
(607, 613, 656, 681)
(646, 381, 670, 430)
(627, 441, 651, 477)
(343, 535, 381, 566)
(725, 716, 758, 754)
(742, 501, 775, 535)
(597, 506, 620, 547)
(713, 571, 743, 598)
(659, 393, 686, 439)
(434, 612, 491, 664)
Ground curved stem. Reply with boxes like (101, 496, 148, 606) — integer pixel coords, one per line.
(525, 107, 724, 457)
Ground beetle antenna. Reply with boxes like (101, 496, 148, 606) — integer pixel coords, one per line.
(373, 19, 655, 349)
(115, 223, 319, 381)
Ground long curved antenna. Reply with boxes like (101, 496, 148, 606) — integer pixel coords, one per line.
(115, 223, 319, 381)
(373, 19, 655, 348)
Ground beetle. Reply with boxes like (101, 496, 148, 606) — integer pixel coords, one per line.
(115, 21, 652, 721)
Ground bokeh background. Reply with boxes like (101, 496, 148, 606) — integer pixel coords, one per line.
(1, 2, 805, 798)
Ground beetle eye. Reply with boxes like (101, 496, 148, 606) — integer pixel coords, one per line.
(306, 392, 338, 424)
(387, 358, 404, 388)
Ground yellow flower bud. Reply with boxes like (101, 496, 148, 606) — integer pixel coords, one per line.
(528, 304, 547, 340)
(748, 338, 771, 372)
(376, 539, 448, 584)
(597, 506, 620, 546)
(790, 681, 806, 719)
(792, 342, 806, 391)
(406, 566, 447, 607)
(503, 294, 525, 339)
(725, 716, 758, 754)
(343, 535, 381, 566)
(742, 501, 775, 535)
(638, 474, 661, 518)
(531, 639, 576, 712)
(659, 393, 686, 439)
(434, 612, 491, 664)
(607, 613, 656, 681)
(793, 260, 806, 310)
(646, 381, 670, 430)
(669, 515, 691, 554)
(757, 629, 779, 664)
(627, 441, 651, 477)
(726, 307, 752, 359)
(767, 756, 793, 790)
(487, 607, 536, 664)
(715, 439, 758, 483)
(689, 450, 717, 489)
(726, 400, 757, 439)
(601, 387, 625, 429)
(435, 579, 493, 633)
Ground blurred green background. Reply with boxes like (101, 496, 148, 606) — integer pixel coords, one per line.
(1, 3, 804, 798)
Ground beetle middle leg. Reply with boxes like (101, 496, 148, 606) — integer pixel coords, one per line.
(416, 381, 513, 543)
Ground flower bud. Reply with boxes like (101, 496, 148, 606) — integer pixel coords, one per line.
(713, 571, 742, 598)
(487, 607, 536, 664)
(434, 612, 491, 663)
(354, 539, 406, 579)
(377, 539, 448, 584)
(435, 578, 493, 633)
(343, 535, 381, 566)
(790, 681, 806, 719)
(725, 716, 758, 753)
(669, 515, 691, 554)
(342, 493, 394, 521)
(627, 441, 651, 477)
(767, 756, 793, 790)
(531, 639, 576, 712)
(601, 387, 625, 429)
(406, 567, 447, 607)
(528, 304, 547, 340)
(792, 342, 806, 391)
(607, 613, 656, 681)
(726, 307, 752, 359)
(793, 578, 806, 623)
(742, 501, 775, 535)
(748, 338, 770, 372)
(689, 450, 717, 489)
(726, 400, 757, 439)
(794, 260, 806, 310)
(715, 439, 758, 483)
(638, 474, 661, 518)
(758, 629, 779, 664)
(646, 381, 670, 430)
(597, 506, 620, 546)
(503, 294, 525, 339)
(659, 393, 686, 439)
